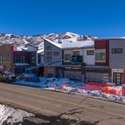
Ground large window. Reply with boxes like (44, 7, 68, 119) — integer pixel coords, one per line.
(72, 55, 83, 64)
(53, 51, 60, 56)
(46, 51, 52, 56)
(64, 54, 71, 62)
(46, 45, 52, 50)
(38, 54, 41, 64)
(96, 49, 106, 63)
(46, 56, 52, 63)
(111, 48, 123, 54)
(15, 56, 25, 63)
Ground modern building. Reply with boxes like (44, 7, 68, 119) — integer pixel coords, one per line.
(85, 39, 111, 82)
(109, 39, 125, 84)
(58, 39, 95, 81)
(43, 38, 95, 81)
(44, 39, 63, 77)
(1, 36, 124, 84)
(63, 45, 95, 81)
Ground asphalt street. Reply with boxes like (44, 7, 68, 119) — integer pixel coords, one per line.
(0, 83, 124, 125)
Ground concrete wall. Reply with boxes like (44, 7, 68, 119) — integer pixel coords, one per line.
(63, 49, 74, 56)
(84, 48, 95, 65)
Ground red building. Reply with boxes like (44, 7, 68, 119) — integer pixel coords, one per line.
(13, 51, 36, 74)
(95, 39, 109, 66)
(0, 44, 37, 76)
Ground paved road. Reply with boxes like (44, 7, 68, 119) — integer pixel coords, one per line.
(0, 83, 125, 125)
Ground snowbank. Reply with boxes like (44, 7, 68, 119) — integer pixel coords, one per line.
(0, 104, 34, 125)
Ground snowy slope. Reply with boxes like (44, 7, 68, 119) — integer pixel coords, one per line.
(0, 32, 97, 51)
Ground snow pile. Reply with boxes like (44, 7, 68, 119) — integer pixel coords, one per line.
(0, 105, 34, 125)
(15, 76, 125, 104)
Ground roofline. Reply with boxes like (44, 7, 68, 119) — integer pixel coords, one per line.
(43, 38, 62, 49)
(26, 43, 38, 49)
(63, 46, 94, 50)
(95, 38, 125, 40)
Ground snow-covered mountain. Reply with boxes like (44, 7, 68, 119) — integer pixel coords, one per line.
(0, 32, 96, 47)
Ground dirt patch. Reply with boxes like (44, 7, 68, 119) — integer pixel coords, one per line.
(22, 108, 97, 125)
(22, 115, 97, 125)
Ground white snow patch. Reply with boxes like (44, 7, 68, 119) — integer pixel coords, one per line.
(0, 105, 34, 125)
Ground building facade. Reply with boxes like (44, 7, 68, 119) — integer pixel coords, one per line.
(109, 39, 125, 84)
(13, 51, 36, 74)
(0, 44, 14, 73)
(63, 47, 83, 81)
(63, 47, 95, 81)
(44, 39, 63, 77)
(0, 44, 37, 75)
(1, 37, 123, 84)
(85, 39, 111, 82)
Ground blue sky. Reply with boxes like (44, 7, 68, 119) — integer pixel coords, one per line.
(0, 0, 125, 37)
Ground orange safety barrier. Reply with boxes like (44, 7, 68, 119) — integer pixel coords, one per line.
(102, 86, 125, 96)
(84, 82, 110, 90)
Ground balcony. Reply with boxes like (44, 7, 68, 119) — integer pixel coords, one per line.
(63, 55, 83, 65)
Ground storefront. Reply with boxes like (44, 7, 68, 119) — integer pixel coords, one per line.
(64, 66, 83, 81)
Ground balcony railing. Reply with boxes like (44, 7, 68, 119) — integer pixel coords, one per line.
(63, 55, 83, 65)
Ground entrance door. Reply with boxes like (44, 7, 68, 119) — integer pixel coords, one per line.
(113, 72, 123, 84)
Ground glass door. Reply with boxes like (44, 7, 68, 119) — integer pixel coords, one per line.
(113, 72, 123, 84)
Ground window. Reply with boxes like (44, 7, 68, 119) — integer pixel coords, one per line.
(64, 54, 71, 62)
(72, 55, 83, 64)
(113, 72, 123, 84)
(31, 55, 35, 64)
(72, 51, 80, 56)
(46, 51, 52, 56)
(96, 49, 106, 63)
(111, 48, 123, 54)
(86, 50, 94, 55)
(46, 56, 52, 63)
(0, 56, 3, 64)
(15, 56, 25, 63)
(0, 54, 10, 64)
(46, 45, 52, 50)
(53, 51, 59, 56)
(38, 54, 41, 64)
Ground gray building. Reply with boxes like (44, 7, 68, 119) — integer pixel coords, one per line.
(109, 39, 125, 84)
